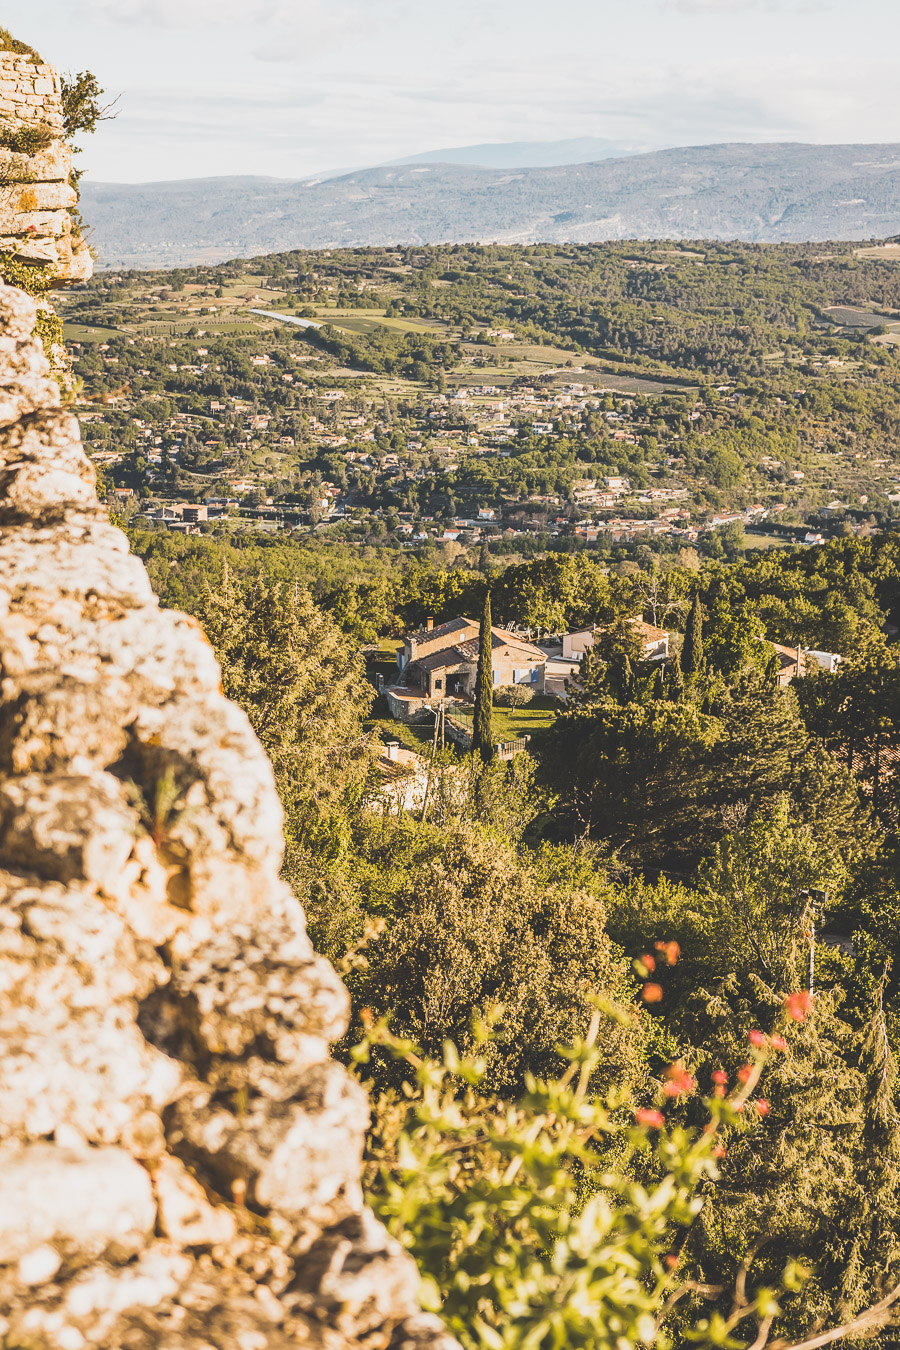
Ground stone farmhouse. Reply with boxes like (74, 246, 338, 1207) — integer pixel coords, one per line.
(386, 616, 546, 721)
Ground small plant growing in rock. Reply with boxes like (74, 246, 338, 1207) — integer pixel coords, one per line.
(0, 121, 54, 155)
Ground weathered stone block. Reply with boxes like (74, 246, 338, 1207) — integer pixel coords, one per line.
(0, 1144, 156, 1263)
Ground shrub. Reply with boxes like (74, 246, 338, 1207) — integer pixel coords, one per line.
(356, 1005, 831, 1350)
(0, 28, 42, 61)
(493, 683, 534, 707)
(0, 122, 54, 156)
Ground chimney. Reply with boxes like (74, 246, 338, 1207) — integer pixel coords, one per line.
(426, 617, 434, 632)
(385, 741, 399, 761)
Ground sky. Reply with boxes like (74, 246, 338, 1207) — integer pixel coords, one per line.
(20, 0, 900, 183)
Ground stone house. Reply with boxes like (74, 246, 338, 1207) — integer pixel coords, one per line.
(386, 617, 546, 720)
(396, 616, 480, 672)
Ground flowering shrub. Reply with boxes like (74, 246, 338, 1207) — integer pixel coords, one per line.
(353, 992, 851, 1350)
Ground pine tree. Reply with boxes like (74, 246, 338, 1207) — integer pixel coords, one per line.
(681, 592, 705, 677)
(472, 589, 494, 761)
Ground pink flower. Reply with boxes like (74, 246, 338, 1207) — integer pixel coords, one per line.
(755, 1099, 770, 1116)
(784, 990, 812, 1022)
(663, 1063, 696, 1097)
(655, 940, 681, 966)
(711, 1069, 729, 1085)
(770, 1034, 787, 1052)
(748, 1029, 767, 1048)
(635, 1107, 665, 1128)
(737, 1064, 754, 1084)
(713, 1144, 727, 1159)
(641, 952, 657, 972)
(642, 982, 664, 1004)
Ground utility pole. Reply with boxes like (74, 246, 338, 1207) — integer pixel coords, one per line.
(420, 700, 444, 823)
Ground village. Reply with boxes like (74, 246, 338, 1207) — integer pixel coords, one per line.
(59, 267, 900, 553)
(80, 358, 882, 550)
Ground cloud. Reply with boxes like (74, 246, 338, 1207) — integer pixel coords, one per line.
(661, 0, 825, 10)
(83, 0, 278, 28)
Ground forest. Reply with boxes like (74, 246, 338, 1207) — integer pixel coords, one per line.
(130, 513, 900, 1350)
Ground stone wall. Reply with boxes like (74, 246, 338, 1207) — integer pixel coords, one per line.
(0, 52, 91, 283)
(0, 292, 454, 1345)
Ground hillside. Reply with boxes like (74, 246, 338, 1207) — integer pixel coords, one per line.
(59, 236, 900, 554)
(80, 142, 900, 270)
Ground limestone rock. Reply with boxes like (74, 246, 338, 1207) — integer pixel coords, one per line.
(0, 270, 455, 1345)
(0, 1143, 156, 1263)
(0, 53, 87, 286)
(153, 1155, 238, 1248)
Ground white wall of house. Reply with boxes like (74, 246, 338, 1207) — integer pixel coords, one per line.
(561, 629, 593, 661)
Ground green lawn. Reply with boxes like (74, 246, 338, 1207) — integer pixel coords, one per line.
(446, 694, 559, 746)
(368, 693, 560, 756)
(312, 307, 451, 338)
(368, 714, 435, 752)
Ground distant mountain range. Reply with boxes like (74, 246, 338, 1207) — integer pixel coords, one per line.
(386, 136, 646, 170)
(80, 142, 900, 271)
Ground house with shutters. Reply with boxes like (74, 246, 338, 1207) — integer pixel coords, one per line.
(386, 616, 546, 721)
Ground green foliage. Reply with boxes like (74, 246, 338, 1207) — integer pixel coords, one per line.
(348, 825, 643, 1095)
(692, 797, 849, 988)
(679, 985, 900, 1342)
(0, 122, 54, 154)
(682, 592, 705, 677)
(0, 253, 53, 296)
(493, 684, 534, 708)
(703, 603, 767, 678)
(797, 643, 900, 823)
(0, 28, 41, 59)
(187, 573, 377, 860)
(60, 70, 113, 144)
(0, 254, 67, 381)
(542, 696, 718, 856)
(543, 675, 867, 869)
(358, 1012, 815, 1350)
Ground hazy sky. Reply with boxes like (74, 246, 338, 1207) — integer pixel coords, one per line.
(22, 0, 900, 183)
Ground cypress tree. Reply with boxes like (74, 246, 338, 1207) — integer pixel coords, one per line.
(682, 592, 705, 677)
(617, 653, 634, 703)
(472, 589, 494, 760)
(669, 648, 685, 702)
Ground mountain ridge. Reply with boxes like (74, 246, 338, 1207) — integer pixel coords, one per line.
(80, 141, 900, 270)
